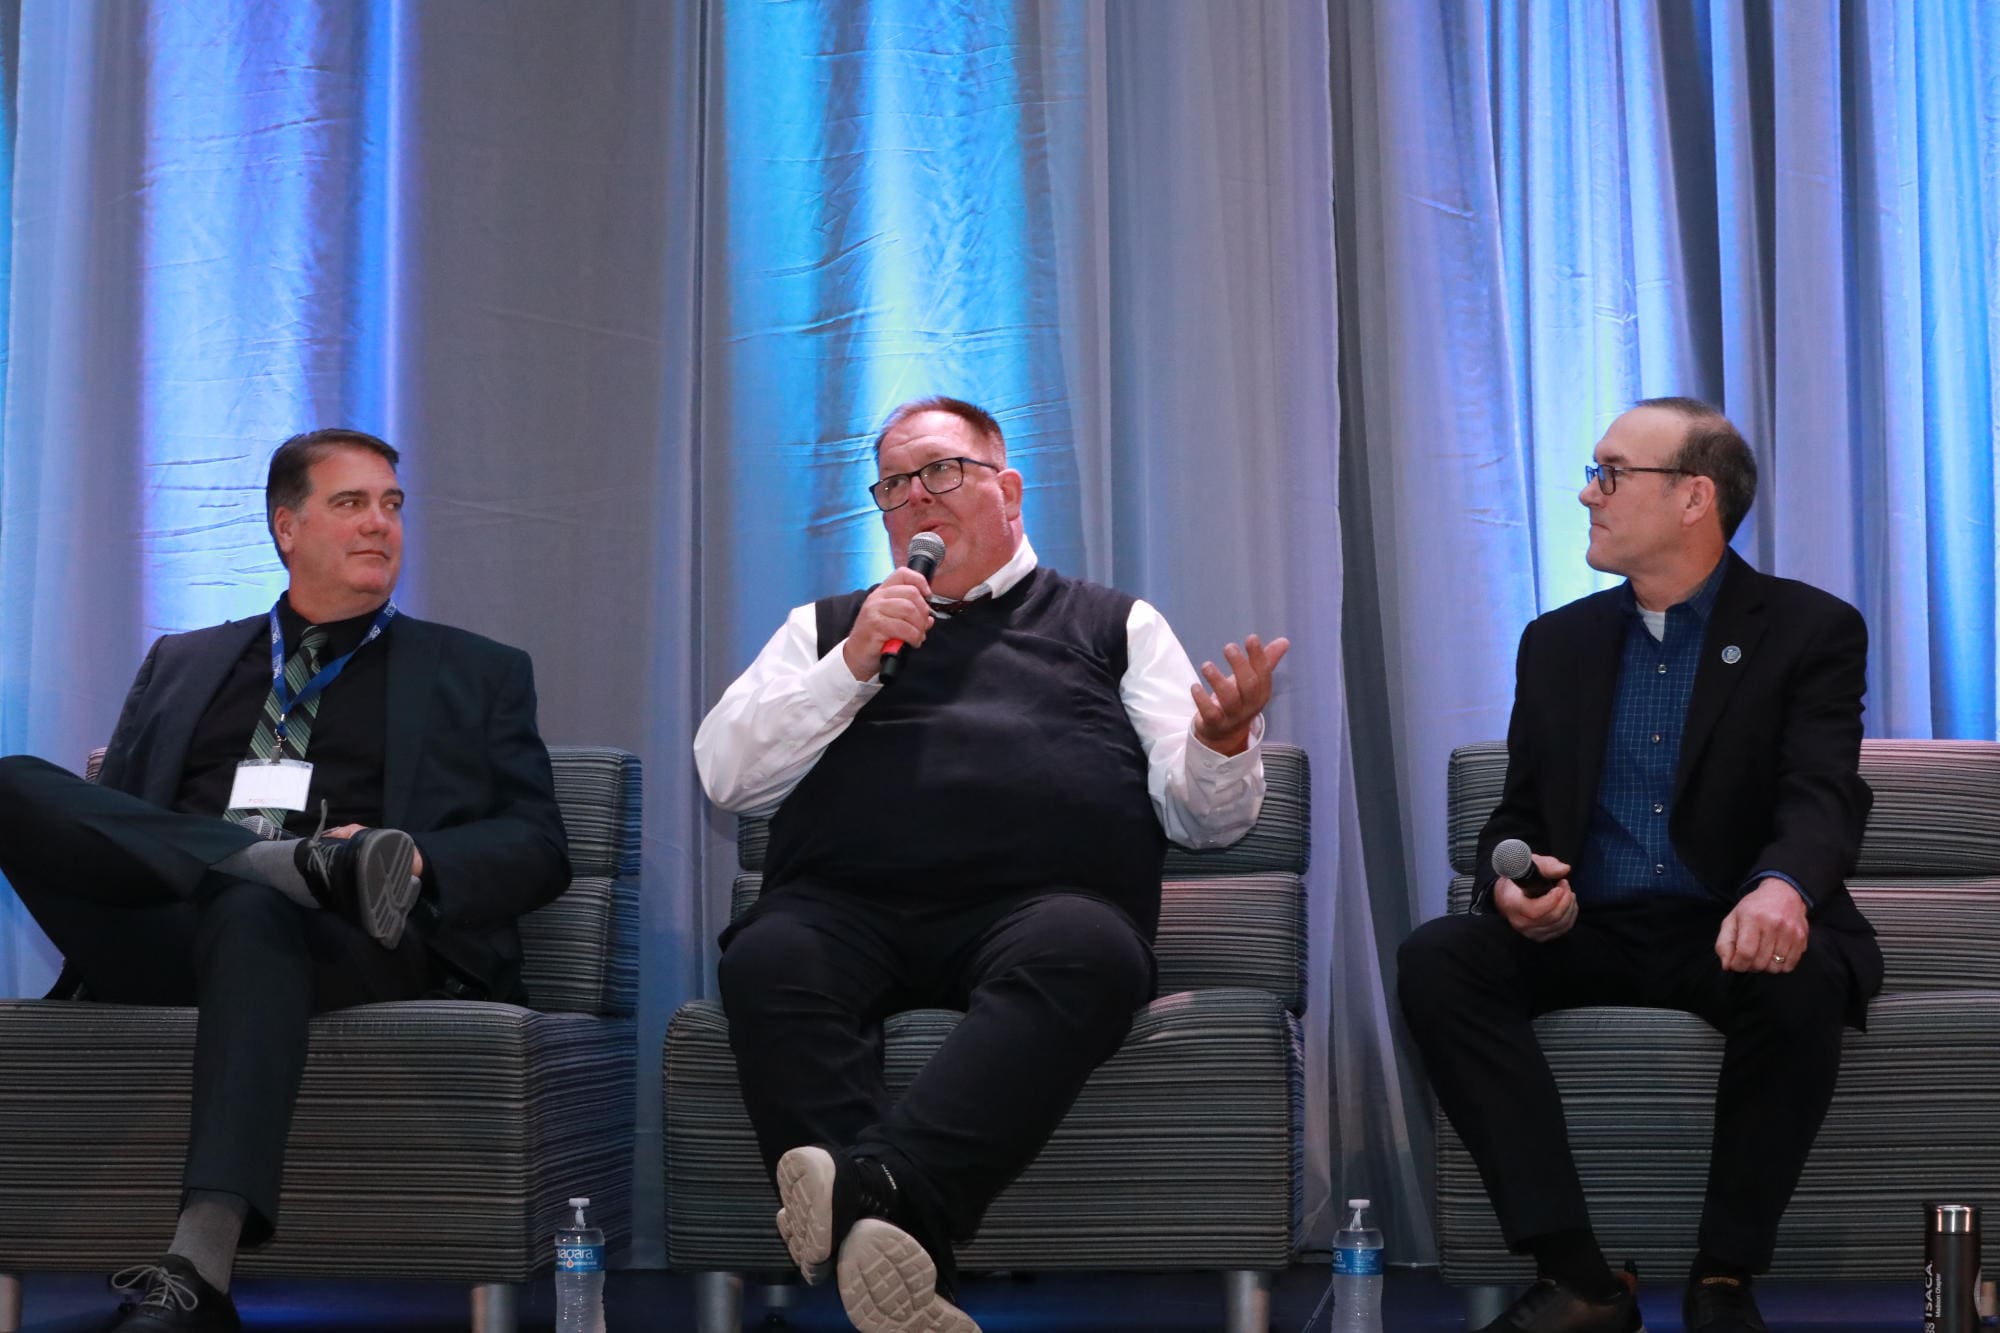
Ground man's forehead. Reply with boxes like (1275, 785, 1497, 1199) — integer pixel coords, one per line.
(1595, 408, 1680, 463)
(878, 415, 981, 468)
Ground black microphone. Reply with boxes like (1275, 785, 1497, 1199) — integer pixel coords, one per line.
(879, 531, 946, 683)
(1491, 838, 1557, 898)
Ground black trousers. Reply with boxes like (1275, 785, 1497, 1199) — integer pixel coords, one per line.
(717, 883, 1155, 1246)
(0, 755, 429, 1246)
(1397, 896, 1853, 1271)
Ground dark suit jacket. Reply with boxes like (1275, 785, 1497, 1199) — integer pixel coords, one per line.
(98, 611, 571, 1003)
(1472, 550, 1882, 1025)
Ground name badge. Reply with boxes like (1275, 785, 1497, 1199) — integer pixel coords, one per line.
(228, 759, 314, 812)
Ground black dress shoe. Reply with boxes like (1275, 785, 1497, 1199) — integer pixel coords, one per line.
(1478, 1276, 1646, 1332)
(1683, 1274, 1768, 1331)
(295, 826, 420, 948)
(106, 1256, 241, 1332)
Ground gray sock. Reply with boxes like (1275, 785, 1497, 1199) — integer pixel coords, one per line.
(215, 838, 317, 908)
(168, 1190, 247, 1292)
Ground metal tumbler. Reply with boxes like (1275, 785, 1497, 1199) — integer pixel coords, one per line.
(1925, 1202, 1981, 1333)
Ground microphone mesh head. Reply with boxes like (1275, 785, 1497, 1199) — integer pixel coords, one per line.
(907, 531, 946, 564)
(1491, 838, 1535, 882)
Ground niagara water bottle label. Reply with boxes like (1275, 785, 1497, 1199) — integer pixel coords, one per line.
(1333, 1246, 1384, 1276)
(557, 1242, 604, 1273)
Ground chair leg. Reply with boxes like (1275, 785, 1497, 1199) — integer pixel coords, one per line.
(469, 1281, 520, 1333)
(1463, 1283, 1513, 1327)
(694, 1270, 745, 1333)
(1222, 1269, 1272, 1333)
(0, 1273, 20, 1333)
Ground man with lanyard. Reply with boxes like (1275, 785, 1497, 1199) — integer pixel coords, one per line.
(695, 396, 1288, 1333)
(0, 428, 570, 1332)
(1398, 399, 1877, 1333)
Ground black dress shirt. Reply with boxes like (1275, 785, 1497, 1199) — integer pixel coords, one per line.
(173, 595, 392, 834)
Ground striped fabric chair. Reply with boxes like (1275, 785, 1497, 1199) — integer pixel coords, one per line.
(1434, 739, 2000, 1323)
(663, 744, 1312, 1333)
(0, 746, 642, 1333)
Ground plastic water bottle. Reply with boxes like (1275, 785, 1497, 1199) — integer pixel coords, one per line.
(554, 1195, 606, 1333)
(1332, 1197, 1385, 1332)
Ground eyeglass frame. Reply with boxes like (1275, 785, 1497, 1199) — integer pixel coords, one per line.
(867, 455, 1001, 512)
(1584, 462, 1689, 495)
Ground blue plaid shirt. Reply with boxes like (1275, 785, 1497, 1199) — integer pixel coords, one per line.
(1572, 561, 1728, 905)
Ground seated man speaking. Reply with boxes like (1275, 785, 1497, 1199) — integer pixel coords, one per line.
(1399, 398, 1879, 1333)
(695, 396, 1287, 1333)
(0, 428, 570, 1332)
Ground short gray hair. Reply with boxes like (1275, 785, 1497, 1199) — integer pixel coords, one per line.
(1636, 396, 1757, 540)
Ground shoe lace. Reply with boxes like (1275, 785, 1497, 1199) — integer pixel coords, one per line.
(109, 1263, 201, 1312)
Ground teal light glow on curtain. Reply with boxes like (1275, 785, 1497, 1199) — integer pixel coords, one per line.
(138, 3, 393, 634)
(703, 0, 1096, 667)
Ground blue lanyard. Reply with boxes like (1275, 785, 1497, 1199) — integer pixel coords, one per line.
(268, 600, 398, 747)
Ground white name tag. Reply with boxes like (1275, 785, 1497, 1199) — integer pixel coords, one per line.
(228, 759, 314, 812)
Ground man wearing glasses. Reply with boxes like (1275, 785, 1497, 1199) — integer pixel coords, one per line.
(1398, 398, 1878, 1333)
(695, 396, 1286, 1333)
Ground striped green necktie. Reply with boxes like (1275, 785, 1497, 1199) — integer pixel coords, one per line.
(224, 624, 329, 837)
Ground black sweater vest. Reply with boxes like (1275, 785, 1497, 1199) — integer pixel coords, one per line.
(760, 566, 1168, 936)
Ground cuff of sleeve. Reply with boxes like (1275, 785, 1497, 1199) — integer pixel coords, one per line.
(1186, 713, 1266, 771)
(1745, 869, 1812, 910)
(805, 639, 881, 715)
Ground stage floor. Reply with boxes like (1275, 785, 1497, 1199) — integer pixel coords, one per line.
(14, 1264, 1928, 1330)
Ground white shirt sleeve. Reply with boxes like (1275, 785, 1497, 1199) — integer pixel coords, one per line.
(692, 604, 881, 814)
(1120, 599, 1267, 849)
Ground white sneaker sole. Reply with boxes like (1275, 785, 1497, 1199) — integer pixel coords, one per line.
(773, 1145, 838, 1284)
(837, 1217, 979, 1333)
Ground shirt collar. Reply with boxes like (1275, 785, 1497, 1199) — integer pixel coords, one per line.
(1617, 554, 1728, 628)
(277, 592, 391, 658)
(947, 534, 1038, 606)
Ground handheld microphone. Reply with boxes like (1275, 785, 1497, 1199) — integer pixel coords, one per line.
(1491, 838, 1557, 898)
(879, 531, 946, 683)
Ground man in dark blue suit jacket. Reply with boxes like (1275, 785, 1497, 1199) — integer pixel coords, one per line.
(0, 429, 569, 1332)
(1399, 399, 1878, 1333)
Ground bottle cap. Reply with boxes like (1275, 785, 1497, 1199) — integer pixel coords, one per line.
(1929, 1202, 1979, 1234)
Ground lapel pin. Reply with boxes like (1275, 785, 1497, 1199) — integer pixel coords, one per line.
(1721, 644, 1742, 665)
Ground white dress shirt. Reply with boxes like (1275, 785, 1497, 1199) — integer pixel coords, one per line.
(693, 536, 1266, 848)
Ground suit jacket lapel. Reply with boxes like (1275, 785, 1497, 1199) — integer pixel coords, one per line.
(1567, 592, 1626, 845)
(382, 615, 438, 828)
(142, 617, 266, 807)
(1675, 551, 1767, 805)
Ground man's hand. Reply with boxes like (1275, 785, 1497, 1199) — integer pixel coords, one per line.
(1191, 634, 1291, 756)
(325, 823, 425, 877)
(1715, 877, 1809, 973)
(1492, 853, 1578, 941)
(841, 568, 937, 682)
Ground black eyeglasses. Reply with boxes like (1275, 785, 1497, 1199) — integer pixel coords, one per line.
(1584, 462, 1688, 495)
(867, 456, 1000, 512)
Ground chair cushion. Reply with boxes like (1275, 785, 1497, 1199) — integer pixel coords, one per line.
(1432, 993, 2000, 1281)
(0, 999, 636, 1282)
(521, 747, 642, 1016)
(663, 990, 1303, 1273)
